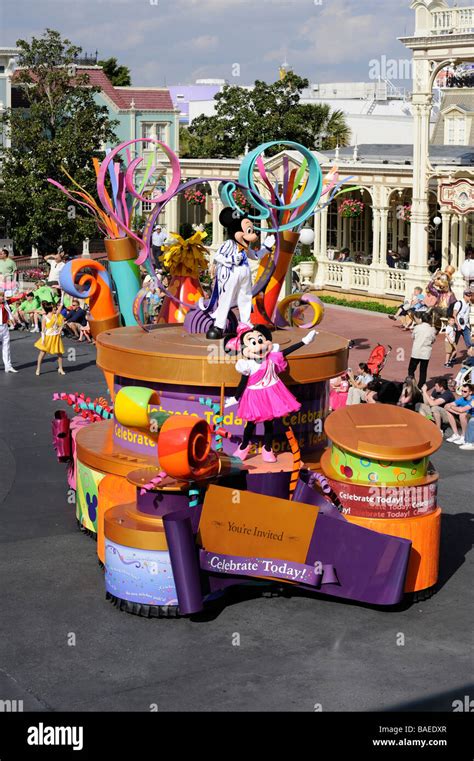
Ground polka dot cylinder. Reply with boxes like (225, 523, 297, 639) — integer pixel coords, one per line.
(330, 444, 429, 485)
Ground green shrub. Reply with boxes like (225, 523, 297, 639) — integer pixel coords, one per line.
(319, 295, 397, 315)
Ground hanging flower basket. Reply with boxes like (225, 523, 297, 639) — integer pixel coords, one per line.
(183, 187, 207, 206)
(338, 199, 365, 218)
(232, 188, 251, 212)
(398, 204, 412, 223)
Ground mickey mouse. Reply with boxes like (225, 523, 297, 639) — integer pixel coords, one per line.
(205, 208, 275, 340)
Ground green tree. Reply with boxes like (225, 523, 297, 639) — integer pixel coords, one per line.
(182, 72, 351, 158)
(0, 29, 118, 254)
(97, 57, 131, 86)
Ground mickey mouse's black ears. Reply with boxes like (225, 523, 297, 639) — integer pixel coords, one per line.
(219, 207, 244, 228)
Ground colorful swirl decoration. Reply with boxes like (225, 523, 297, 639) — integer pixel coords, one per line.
(275, 292, 325, 329)
(221, 141, 323, 233)
(59, 258, 119, 335)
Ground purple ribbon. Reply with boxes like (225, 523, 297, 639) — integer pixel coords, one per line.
(200, 550, 338, 588)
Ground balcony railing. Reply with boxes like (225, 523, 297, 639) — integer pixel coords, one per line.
(432, 7, 474, 35)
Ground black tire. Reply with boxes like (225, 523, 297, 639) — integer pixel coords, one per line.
(105, 591, 181, 618)
(76, 518, 97, 541)
(406, 585, 437, 603)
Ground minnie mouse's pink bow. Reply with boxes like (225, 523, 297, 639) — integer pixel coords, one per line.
(226, 322, 253, 352)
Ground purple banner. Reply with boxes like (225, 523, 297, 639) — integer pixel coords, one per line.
(199, 549, 338, 587)
(114, 378, 329, 457)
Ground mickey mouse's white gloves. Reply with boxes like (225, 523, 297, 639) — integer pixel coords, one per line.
(302, 329, 318, 345)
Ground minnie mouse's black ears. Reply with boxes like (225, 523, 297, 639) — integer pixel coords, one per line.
(223, 334, 240, 355)
(219, 207, 244, 228)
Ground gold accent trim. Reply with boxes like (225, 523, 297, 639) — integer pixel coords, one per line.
(76, 420, 156, 477)
(89, 313, 121, 341)
(104, 504, 169, 551)
(104, 237, 138, 262)
(96, 325, 349, 386)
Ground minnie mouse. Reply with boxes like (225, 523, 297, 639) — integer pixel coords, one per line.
(225, 324, 317, 462)
(204, 208, 275, 340)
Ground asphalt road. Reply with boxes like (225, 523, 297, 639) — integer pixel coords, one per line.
(0, 320, 472, 712)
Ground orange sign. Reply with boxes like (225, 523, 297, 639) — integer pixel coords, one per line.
(198, 485, 319, 563)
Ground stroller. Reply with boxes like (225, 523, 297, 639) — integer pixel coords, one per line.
(366, 343, 392, 377)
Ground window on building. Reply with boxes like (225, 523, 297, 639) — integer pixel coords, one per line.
(445, 115, 467, 145)
(141, 122, 167, 142)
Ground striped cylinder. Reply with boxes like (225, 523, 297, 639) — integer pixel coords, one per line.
(157, 416, 212, 480)
(114, 386, 162, 430)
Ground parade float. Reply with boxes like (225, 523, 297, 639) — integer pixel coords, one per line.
(50, 139, 443, 617)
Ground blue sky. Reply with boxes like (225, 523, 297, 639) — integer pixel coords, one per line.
(1, 0, 415, 86)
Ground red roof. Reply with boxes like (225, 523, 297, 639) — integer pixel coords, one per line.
(78, 68, 174, 111)
(13, 66, 174, 112)
(115, 88, 174, 111)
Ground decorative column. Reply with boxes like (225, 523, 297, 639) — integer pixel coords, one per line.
(380, 207, 389, 265)
(440, 208, 451, 270)
(364, 203, 371, 253)
(369, 207, 386, 295)
(405, 56, 432, 295)
(391, 206, 398, 253)
(372, 208, 381, 264)
(164, 172, 179, 235)
(336, 205, 343, 249)
(314, 206, 329, 289)
(82, 239, 90, 257)
(320, 205, 328, 259)
(452, 214, 468, 298)
(210, 192, 224, 250)
(450, 215, 459, 268)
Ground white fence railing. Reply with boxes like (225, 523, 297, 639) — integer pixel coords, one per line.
(432, 7, 474, 35)
(385, 269, 406, 295)
(315, 259, 408, 299)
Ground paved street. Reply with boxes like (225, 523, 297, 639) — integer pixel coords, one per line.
(0, 310, 472, 712)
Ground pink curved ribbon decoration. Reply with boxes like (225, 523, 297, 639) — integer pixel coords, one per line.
(97, 138, 182, 267)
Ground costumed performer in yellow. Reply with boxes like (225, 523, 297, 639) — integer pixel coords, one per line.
(35, 301, 66, 376)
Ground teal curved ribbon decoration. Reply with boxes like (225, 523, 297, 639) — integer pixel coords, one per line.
(220, 141, 323, 233)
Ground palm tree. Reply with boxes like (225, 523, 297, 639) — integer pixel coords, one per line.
(322, 109, 351, 149)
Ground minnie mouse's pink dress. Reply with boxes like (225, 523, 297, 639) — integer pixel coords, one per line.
(236, 350, 301, 423)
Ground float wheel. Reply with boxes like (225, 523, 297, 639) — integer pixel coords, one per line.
(406, 585, 437, 603)
(106, 592, 181, 618)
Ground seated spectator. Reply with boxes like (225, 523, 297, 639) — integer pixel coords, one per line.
(62, 299, 88, 338)
(12, 292, 40, 329)
(398, 377, 423, 411)
(78, 322, 92, 343)
(347, 363, 374, 405)
(417, 378, 455, 430)
(339, 247, 351, 263)
(34, 280, 57, 304)
(445, 383, 474, 445)
(329, 374, 349, 411)
(388, 287, 424, 328)
(459, 414, 474, 451)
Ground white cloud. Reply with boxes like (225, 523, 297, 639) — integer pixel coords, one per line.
(2, 0, 414, 86)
